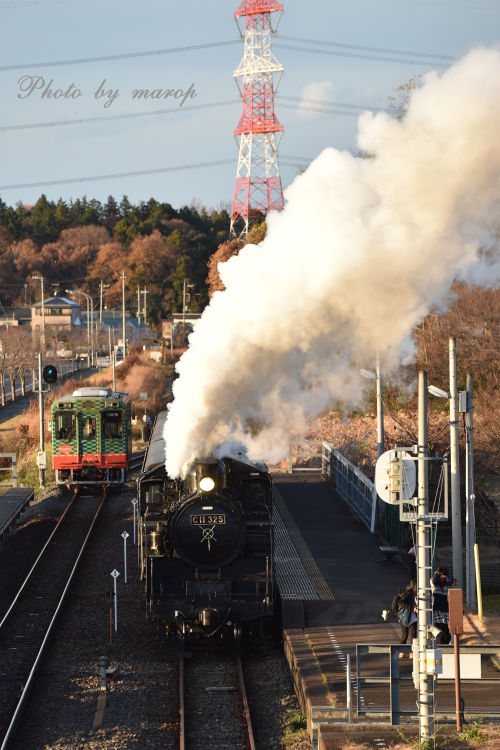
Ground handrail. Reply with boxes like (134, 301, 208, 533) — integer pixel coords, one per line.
(322, 441, 375, 532)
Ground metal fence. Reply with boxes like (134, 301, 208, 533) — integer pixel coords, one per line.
(322, 442, 376, 532)
(0, 453, 17, 488)
(357, 643, 500, 725)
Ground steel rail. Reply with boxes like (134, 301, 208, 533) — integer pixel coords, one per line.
(129, 452, 146, 470)
(179, 655, 186, 750)
(237, 657, 256, 750)
(0, 492, 106, 750)
(0, 491, 78, 631)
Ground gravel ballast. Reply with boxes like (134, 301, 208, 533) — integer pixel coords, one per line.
(6, 479, 305, 749)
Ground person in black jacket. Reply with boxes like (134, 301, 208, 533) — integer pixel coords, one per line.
(396, 579, 417, 656)
(430, 566, 454, 644)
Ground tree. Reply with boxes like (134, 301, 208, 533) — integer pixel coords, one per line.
(103, 195, 119, 217)
(32, 194, 62, 245)
(387, 75, 423, 120)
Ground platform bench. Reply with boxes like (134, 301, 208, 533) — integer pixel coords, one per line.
(379, 546, 400, 564)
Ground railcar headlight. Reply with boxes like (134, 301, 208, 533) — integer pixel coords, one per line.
(199, 476, 215, 492)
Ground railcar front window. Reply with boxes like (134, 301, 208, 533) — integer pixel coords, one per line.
(146, 484, 163, 505)
(82, 417, 96, 439)
(102, 410, 123, 439)
(55, 412, 76, 440)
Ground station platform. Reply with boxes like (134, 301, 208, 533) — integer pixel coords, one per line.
(273, 475, 500, 747)
(273, 474, 410, 627)
(0, 487, 34, 539)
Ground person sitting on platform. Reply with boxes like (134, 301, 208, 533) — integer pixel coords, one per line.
(430, 566, 455, 644)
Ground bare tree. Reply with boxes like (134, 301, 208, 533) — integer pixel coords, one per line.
(17, 330, 36, 396)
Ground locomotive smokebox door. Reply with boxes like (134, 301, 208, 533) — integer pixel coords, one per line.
(201, 609, 219, 629)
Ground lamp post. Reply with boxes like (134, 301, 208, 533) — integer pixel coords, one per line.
(360, 362, 384, 458)
(428, 339, 463, 591)
(360, 360, 384, 534)
(121, 270, 126, 360)
(66, 289, 93, 367)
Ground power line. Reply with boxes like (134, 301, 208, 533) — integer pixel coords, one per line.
(0, 155, 312, 191)
(280, 35, 455, 61)
(0, 96, 395, 133)
(0, 41, 241, 72)
(274, 43, 449, 68)
(0, 100, 240, 132)
(0, 36, 453, 73)
(278, 95, 394, 113)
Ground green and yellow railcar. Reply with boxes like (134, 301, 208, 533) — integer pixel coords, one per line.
(51, 386, 133, 486)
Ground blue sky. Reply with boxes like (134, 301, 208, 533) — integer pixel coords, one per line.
(0, 0, 499, 211)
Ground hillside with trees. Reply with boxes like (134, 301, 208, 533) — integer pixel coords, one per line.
(0, 194, 231, 322)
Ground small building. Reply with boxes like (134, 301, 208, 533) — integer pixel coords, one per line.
(172, 313, 202, 334)
(31, 297, 82, 336)
(0, 307, 32, 327)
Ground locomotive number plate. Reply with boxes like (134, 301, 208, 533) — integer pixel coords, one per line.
(190, 514, 226, 525)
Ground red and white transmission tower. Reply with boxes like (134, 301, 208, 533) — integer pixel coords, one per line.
(230, 0, 284, 238)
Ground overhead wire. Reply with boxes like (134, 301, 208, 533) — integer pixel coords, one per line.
(0, 94, 396, 134)
(0, 36, 454, 73)
(0, 154, 312, 191)
(279, 35, 455, 61)
(274, 43, 449, 68)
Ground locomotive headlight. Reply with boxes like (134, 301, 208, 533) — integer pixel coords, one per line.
(199, 476, 215, 492)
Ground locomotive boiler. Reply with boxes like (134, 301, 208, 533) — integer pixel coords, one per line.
(137, 411, 274, 637)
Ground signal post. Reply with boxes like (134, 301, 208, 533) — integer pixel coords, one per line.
(36, 356, 58, 489)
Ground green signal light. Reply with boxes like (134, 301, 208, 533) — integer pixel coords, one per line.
(43, 364, 58, 384)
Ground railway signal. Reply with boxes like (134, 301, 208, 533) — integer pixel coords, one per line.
(42, 363, 58, 384)
(110, 569, 120, 630)
(121, 532, 129, 583)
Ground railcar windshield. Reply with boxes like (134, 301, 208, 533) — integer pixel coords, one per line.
(82, 417, 96, 439)
(55, 412, 76, 440)
(102, 410, 123, 439)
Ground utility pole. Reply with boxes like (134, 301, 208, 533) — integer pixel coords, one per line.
(465, 372, 476, 610)
(417, 370, 434, 744)
(33, 276, 45, 351)
(183, 280, 187, 330)
(38, 353, 45, 489)
(108, 326, 111, 357)
(376, 353, 384, 459)
(137, 287, 142, 327)
(449, 336, 462, 589)
(121, 271, 126, 360)
(112, 349, 116, 391)
(100, 279, 104, 327)
(143, 287, 149, 326)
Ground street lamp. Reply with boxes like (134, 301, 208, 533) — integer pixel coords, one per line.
(428, 385, 450, 399)
(360, 356, 384, 458)
(66, 289, 93, 367)
(428, 334, 462, 591)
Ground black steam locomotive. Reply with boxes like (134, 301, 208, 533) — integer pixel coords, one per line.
(137, 411, 274, 638)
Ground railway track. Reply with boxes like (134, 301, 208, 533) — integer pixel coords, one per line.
(128, 451, 146, 472)
(0, 490, 106, 750)
(179, 630, 256, 750)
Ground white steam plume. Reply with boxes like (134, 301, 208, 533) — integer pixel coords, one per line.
(165, 48, 500, 477)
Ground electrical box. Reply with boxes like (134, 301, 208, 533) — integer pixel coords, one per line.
(426, 648, 443, 675)
(448, 588, 464, 634)
(389, 458, 404, 501)
(36, 450, 47, 469)
(459, 391, 468, 413)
